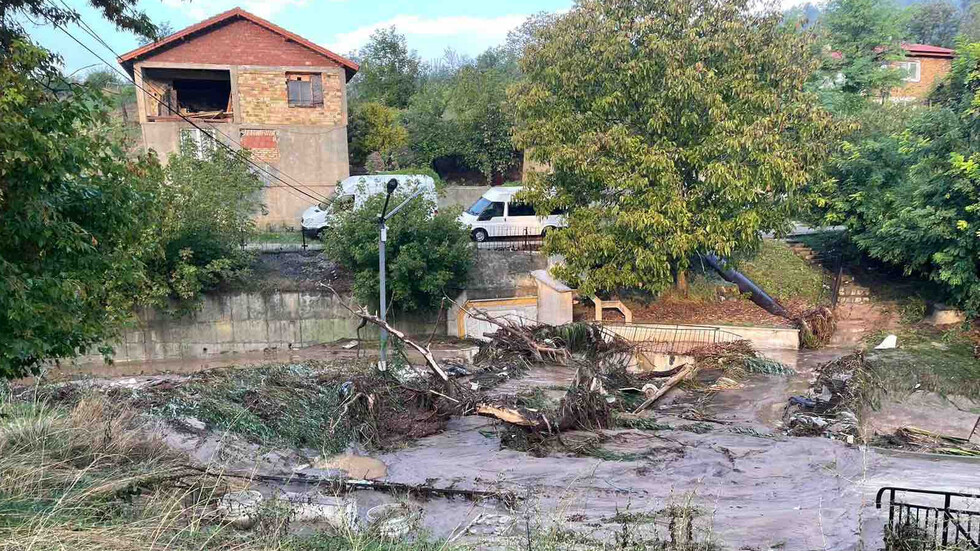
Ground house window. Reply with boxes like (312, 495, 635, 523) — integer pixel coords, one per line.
(286, 73, 323, 107)
(896, 60, 921, 83)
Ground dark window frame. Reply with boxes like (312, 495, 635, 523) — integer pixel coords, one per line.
(286, 72, 324, 108)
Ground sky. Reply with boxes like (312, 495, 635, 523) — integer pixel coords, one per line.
(24, 0, 816, 75)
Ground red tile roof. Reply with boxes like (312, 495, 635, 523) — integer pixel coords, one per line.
(902, 43, 955, 58)
(117, 7, 358, 77)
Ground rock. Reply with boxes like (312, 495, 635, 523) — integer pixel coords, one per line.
(874, 334, 897, 350)
(217, 490, 263, 529)
(179, 417, 206, 431)
(925, 304, 967, 326)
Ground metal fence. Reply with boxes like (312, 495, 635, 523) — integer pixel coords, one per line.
(241, 227, 323, 252)
(877, 487, 980, 550)
(601, 323, 743, 354)
(472, 226, 544, 252)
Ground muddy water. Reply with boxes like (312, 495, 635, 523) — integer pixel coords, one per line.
(363, 348, 980, 550)
(99, 347, 980, 549)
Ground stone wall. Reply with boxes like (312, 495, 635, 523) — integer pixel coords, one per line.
(76, 291, 442, 365)
(238, 68, 345, 126)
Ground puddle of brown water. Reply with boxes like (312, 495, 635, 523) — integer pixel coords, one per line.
(311, 455, 387, 480)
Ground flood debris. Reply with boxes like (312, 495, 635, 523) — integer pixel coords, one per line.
(874, 426, 980, 456)
(190, 465, 521, 506)
(631, 363, 695, 414)
(797, 306, 837, 349)
(783, 352, 882, 441)
(875, 334, 898, 350)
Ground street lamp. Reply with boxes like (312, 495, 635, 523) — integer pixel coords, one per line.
(377, 178, 425, 372)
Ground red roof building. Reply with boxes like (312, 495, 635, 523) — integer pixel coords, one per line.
(118, 8, 357, 228)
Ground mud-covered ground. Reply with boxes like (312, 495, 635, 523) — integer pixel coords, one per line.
(21, 345, 979, 551)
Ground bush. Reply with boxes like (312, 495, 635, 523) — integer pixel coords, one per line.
(324, 192, 473, 313)
(148, 136, 266, 312)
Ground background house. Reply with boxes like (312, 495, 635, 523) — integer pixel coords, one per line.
(890, 43, 955, 102)
(118, 8, 357, 228)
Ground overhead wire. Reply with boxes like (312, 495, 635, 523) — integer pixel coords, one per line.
(44, 2, 332, 205)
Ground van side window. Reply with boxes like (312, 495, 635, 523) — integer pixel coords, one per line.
(550, 207, 567, 215)
(509, 203, 536, 216)
(478, 201, 505, 221)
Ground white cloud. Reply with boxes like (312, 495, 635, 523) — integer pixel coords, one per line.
(160, 0, 316, 22)
(329, 14, 528, 56)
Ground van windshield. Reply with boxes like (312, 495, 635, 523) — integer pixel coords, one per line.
(466, 197, 492, 216)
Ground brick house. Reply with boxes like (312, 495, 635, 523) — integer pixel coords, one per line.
(890, 43, 955, 102)
(118, 7, 358, 228)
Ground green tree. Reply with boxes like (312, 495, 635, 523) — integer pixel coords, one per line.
(906, 0, 961, 48)
(152, 136, 266, 308)
(349, 27, 421, 109)
(0, 0, 157, 377)
(512, 0, 838, 295)
(825, 45, 980, 314)
(324, 193, 473, 313)
(401, 78, 454, 168)
(349, 101, 409, 170)
(816, 0, 907, 105)
(0, 44, 161, 378)
(448, 48, 520, 183)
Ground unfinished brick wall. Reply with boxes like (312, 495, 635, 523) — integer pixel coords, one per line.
(240, 129, 280, 164)
(891, 56, 952, 101)
(238, 69, 344, 126)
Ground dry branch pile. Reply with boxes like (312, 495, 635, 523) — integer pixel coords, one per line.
(797, 306, 837, 349)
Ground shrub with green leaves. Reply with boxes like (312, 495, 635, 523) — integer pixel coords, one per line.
(148, 136, 266, 312)
(324, 193, 473, 313)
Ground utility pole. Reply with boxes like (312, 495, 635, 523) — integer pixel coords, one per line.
(377, 178, 425, 372)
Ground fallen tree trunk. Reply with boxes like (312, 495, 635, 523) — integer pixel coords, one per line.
(632, 363, 696, 414)
(184, 465, 518, 505)
(476, 404, 542, 428)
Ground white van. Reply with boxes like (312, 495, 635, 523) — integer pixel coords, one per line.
(457, 186, 566, 242)
(301, 174, 438, 238)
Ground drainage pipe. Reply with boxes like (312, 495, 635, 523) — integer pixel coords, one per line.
(702, 253, 790, 319)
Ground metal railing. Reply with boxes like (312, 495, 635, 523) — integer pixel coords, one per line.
(601, 324, 742, 355)
(877, 487, 980, 550)
(472, 226, 543, 252)
(241, 227, 324, 252)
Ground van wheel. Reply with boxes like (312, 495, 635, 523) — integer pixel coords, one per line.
(541, 226, 555, 237)
(472, 228, 488, 242)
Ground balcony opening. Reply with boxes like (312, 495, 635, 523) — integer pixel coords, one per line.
(143, 67, 233, 121)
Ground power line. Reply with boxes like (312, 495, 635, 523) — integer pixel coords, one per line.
(44, 4, 332, 205)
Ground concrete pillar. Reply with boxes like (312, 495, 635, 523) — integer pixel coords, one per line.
(532, 270, 573, 326)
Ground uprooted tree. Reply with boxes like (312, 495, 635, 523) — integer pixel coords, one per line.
(512, 0, 840, 296)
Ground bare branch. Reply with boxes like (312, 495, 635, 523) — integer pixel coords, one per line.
(323, 284, 450, 385)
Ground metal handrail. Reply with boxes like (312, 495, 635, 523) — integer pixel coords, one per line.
(876, 486, 980, 550)
(876, 487, 980, 507)
(600, 323, 743, 355)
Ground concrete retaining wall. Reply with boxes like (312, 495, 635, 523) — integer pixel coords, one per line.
(438, 186, 488, 212)
(77, 291, 441, 365)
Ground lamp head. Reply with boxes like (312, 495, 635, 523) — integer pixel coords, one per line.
(386, 178, 399, 195)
